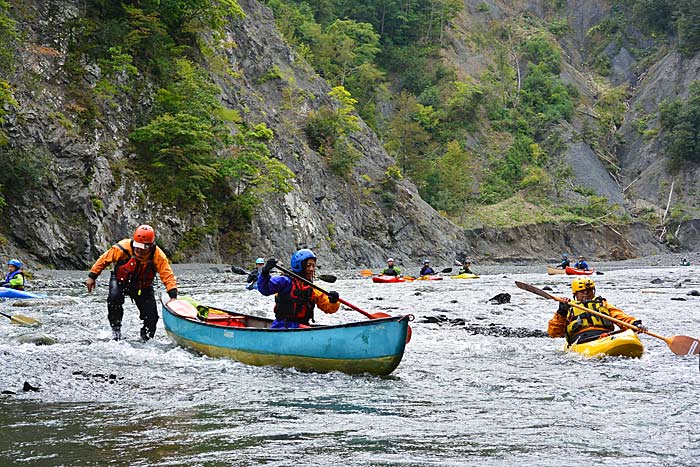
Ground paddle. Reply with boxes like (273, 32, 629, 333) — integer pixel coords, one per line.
(515, 281, 700, 356)
(0, 310, 41, 326)
(231, 265, 337, 284)
(273, 263, 412, 342)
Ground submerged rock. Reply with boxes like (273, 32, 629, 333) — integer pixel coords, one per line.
(23, 382, 40, 392)
(17, 334, 57, 345)
(418, 315, 548, 338)
(488, 293, 511, 304)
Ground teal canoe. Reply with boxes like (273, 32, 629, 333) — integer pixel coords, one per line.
(160, 294, 411, 376)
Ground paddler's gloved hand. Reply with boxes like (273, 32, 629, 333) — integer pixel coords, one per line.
(261, 258, 277, 275)
(328, 291, 339, 304)
(633, 320, 648, 332)
(167, 289, 178, 299)
(557, 298, 570, 316)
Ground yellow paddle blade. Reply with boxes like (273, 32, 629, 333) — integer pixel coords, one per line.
(360, 269, 374, 277)
(403, 276, 415, 282)
(11, 314, 41, 326)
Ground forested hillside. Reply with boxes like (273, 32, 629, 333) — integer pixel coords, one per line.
(0, 0, 698, 268)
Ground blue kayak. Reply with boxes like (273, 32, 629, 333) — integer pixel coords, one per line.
(161, 294, 411, 376)
(0, 287, 46, 299)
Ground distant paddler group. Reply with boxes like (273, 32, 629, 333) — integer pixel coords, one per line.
(547, 253, 595, 275)
(361, 258, 475, 282)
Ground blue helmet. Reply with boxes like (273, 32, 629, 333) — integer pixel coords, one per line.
(8, 259, 22, 268)
(291, 249, 316, 273)
(562, 253, 568, 258)
(255, 258, 265, 264)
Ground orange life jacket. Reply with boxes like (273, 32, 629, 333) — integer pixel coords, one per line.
(115, 242, 156, 291)
(274, 277, 315, 324)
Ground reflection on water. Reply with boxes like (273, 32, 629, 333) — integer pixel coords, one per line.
(1, 267, 700, 466)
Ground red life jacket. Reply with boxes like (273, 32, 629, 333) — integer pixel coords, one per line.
(115, 242, 156, 291)
(274, 277, 315, 324)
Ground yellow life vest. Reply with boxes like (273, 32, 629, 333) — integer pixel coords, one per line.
(565, 298, 615, 338)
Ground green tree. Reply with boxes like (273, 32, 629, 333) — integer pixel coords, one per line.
(130, 59, 231, 207)
(384, 91, 437, 187)
(659, 80, 700, 165)
(305, 86, 363, 177)
(676, 1, 700, 56)
(0, 0, 18, 74)
(423, 140, 474, 213)
(219, 123, 293, 222)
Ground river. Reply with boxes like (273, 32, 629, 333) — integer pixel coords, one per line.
(1, 265, 699, 466)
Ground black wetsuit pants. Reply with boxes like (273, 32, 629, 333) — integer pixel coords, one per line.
(107, 272, 158, 333)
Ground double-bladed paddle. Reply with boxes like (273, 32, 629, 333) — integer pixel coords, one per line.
(515, 281, 700, 356)
(0, 310, 41, 326)
(231, 265, 337, 283)
(274, 263, 412, 342)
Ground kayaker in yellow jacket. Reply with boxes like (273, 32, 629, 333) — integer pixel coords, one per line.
(1, 259, 25, 290)
(86, 225, 178, 341)
(548, 278, 647, 344)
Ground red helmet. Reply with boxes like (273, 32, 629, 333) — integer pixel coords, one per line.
(133, 225, 155, 245)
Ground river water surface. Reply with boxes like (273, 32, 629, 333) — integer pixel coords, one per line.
(1, 265, 699, 466)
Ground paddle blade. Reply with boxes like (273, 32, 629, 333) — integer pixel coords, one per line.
(667, 335, 700, 355)
(231, 266, 248, 275)
(440, 267, 453, 273)
(514, 281, 557, 300)
(317, 274, 337, 283)
(11, 315, 41, 326)
(403, 276, 415, 282)
(360, 269, 373, 277)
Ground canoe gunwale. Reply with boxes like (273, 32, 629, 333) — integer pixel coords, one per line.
(162, 297, 409, 333)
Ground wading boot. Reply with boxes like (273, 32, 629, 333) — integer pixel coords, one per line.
(111, 326, 122, 341)
(140, 326, 155, 341)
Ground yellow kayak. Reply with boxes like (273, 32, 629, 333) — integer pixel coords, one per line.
(565, 329, 644, 358)
(416, 275, 443, 281)
(449, 273, 479, 279)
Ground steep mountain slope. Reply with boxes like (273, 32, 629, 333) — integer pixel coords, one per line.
(0, 0, 682, 269)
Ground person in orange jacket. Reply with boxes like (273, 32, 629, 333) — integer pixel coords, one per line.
(548, 277, 647, 344)
(86, 225, 178, 341)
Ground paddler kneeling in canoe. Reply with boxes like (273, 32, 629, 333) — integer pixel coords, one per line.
(257, 249, 340, 329)
(548, 278, 648, 344)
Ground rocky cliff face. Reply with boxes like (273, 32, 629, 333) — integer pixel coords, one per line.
(0, 0, 688, 270)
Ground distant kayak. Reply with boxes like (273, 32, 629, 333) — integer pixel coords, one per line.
(372, 275, 406, 283)
(565, 266, 594, 276)
(565, 329, 644, 358)
(416, 275, 443, 281)
(547, 266, 567, 275)
(449, 273, 479, 279)
(0, 287, 46, 299)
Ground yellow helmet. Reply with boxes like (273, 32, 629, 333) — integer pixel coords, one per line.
(571, 277, 595, 293)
